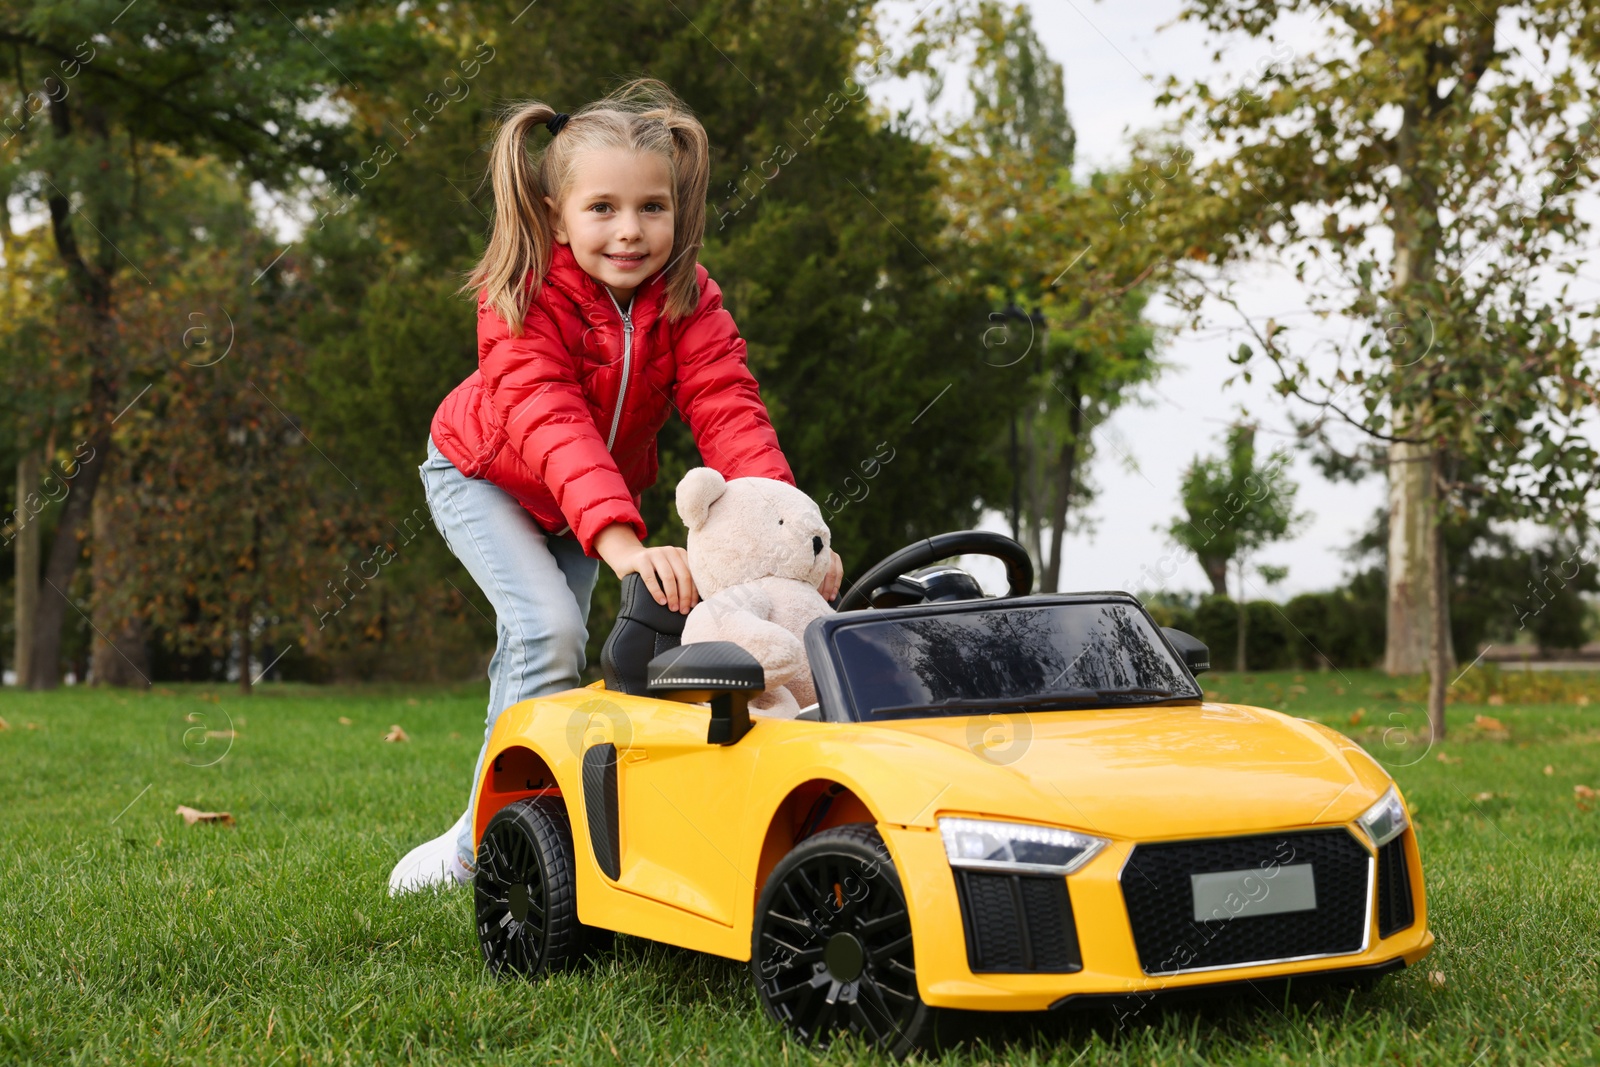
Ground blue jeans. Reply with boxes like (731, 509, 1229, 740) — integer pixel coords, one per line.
(419, 435, 600, 869)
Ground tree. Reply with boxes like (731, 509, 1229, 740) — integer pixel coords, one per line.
(0, 191, 59, 685)
(908, 1, 1161, 591)
(293, 0, 1034, 677)
(0, 0, 423, 687)
(1152, 0, 1600, 736)
(1168, 423, 1304, 669)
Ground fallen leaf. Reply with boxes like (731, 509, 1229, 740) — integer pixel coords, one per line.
(1348, 709, 1366, 726)
(205, 730, 234, 739)
(338, 717, 353, 726)
(383, 724, 409, 743)
(175, 805, 235, 827)
(24, 722, 38, 730)
(1544, 765, 1555, 776)
(1575, 785, 1596, 799)
(1578, 695, 1592, 707)
(1428, 970, 1446, 988)
(1436, 752, 1462, 765)
(406, 698, 419, 706)
(449, 731, 461, 740)
(1486, 694, 1505, 706)
(0, 716, 9, 731)
(1474, 714, 1506, 731)
(1472, 791, 1496, 802)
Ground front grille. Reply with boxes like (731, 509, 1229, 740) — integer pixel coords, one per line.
(1121, 829, 1370, 974)
(954, 871, 1082, 973)
(1376, 836, 1415, 937)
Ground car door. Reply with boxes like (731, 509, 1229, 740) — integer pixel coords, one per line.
(608, 700, 763, 926)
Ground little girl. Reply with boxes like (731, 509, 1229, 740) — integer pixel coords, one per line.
(389, 79, 843, 894)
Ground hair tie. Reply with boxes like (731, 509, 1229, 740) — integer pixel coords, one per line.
(545, 112, 570, 136)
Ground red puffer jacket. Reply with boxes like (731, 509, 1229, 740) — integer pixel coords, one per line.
(429, 242, 794, 556)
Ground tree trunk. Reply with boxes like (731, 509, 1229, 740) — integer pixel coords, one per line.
(1234, 558, 1247, 673)
(30, 91, 121, 689)
(88, 460, 149, 687)
(1020, 398, 1043, 572)
(1042, 393, 1083, 594)
(1384, 86, 1452, 678)
(237, 596, 253, 695)
(1425, 450, 1449, 740)
(29, 425, 112, 688)
(1008, 417, 1021, 543)
(1201, 556, 1229, 597)
(13, 449, 41, 687)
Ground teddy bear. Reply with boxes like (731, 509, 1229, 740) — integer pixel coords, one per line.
(676, 467, 834, 718)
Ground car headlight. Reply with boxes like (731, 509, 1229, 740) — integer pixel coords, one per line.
(1356, 786, 1410, 849)
(938, 817, 1108, 876)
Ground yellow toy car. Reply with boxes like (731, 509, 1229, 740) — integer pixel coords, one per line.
(469, 532, 1431, 1055)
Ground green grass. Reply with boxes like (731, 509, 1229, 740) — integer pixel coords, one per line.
(2, 671, 1599, 1065)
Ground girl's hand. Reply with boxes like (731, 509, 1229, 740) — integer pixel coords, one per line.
(594, 524, 699, 613)
(820, 550, 844, 602)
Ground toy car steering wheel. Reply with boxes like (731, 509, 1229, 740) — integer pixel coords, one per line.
(834, 530, 1034, 612)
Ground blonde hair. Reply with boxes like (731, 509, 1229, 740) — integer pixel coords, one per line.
(461, 78, 710, 334)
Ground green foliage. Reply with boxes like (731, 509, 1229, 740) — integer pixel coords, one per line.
(1185, 582, 1389, 673)
(1503, 541, 1599, 654)
(293, 0, 1029, 656)
(1351, 506, 1598, 659)
(903, 1, 1159, 589)
(1155, 0, 1600, 524)
(1168, 424, 1305, 596)
(1282, 582, 1389, 672)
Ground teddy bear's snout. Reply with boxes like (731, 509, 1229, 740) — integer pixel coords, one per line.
(812, 535, 823, 557)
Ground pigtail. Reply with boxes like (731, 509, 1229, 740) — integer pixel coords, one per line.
(460, 100, 559, 336)
(660, 115, 709, 320)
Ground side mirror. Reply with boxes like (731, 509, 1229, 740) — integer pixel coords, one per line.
(1162, 628, 1211, 675)
(647, 642, 765, 745)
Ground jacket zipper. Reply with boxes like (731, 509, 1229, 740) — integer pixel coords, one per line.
(604, 290, 635, 451)
(553, 291, 632, 540)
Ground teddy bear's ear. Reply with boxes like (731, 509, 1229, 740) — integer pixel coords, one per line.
(676, 467, 728, 530)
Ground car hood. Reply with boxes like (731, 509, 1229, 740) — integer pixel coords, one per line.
(870, 702, 1389, 841)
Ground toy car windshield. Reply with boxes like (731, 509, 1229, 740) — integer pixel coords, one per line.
(814, 597, 1203, 722)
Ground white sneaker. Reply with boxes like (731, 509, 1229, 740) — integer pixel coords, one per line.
(388, 812, 473, 896)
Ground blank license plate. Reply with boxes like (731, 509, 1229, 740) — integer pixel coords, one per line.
(1191, 863, 1317, 922)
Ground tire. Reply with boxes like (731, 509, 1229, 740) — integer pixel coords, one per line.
(750, 823, 944, 1056)
(474, 796, 606, 978)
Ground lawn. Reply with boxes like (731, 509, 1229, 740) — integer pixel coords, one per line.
(2, 670, 1598, 1066)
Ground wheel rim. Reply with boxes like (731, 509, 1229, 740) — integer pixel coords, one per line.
(755, 848, 920, 1046)
(475, 819, 549, 975)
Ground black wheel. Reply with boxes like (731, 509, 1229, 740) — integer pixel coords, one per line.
(750, 823, 942, 1056)
(474, 796, 603, 978)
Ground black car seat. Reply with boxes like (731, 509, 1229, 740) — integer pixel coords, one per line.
(600, 573, 687, 695)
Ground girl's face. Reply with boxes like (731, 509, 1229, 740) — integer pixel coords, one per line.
(547, 147, 676, 304)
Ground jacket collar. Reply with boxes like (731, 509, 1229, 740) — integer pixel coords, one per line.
(542, 241, 670, 332)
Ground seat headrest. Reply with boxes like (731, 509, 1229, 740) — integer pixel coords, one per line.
(600, 573, 688, 695)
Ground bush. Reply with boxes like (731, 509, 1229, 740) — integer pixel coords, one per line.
(1185, 594, 1352, 672)
(1143, 591, 1198, 637)
(1283, 588, 1385, 671)
(1192, 595, 1239, 669)
(1188, 596, 1294, 671)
